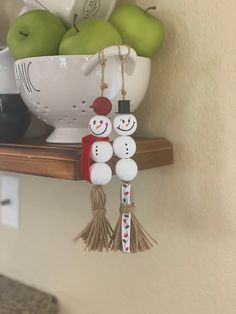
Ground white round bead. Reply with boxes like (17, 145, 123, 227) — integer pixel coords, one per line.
(115, 159, 138, 182)
(90, 163, 112, 185)
(89, 115, 112, 137)
(113, 114, 137, 136)
(113, 136, 136, 159)
(91, 141, 113, 163)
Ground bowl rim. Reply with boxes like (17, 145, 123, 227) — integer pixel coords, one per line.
(15, 54, 151, 63)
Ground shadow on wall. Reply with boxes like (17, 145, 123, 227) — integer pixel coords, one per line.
(136, 10, 194, 139)
(136, 8, 231, 240)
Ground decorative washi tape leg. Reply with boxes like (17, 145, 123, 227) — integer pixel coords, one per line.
(121, 183, 132, 253)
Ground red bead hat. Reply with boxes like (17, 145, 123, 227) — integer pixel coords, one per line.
(92, 97, 112, 116)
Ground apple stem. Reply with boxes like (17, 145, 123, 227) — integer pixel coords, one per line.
(144, 6, 157, 15)
(73, 14, 80, 32)
(19, 31, 28, 37)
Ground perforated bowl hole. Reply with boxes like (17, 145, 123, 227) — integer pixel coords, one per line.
(43, 108, 48, 115)
(73, 101, 87, 110)
(33, 102, 41, 111)
(58, 116, 78, 123)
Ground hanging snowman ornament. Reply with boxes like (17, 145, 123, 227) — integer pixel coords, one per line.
(74, 49, 114, 252)
(113, 100, 138, 183)
(88, 112, 113, 186)
(110, 46, 157, 253)
(80, 101, 113, 185)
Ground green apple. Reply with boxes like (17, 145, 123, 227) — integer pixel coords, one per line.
(7, 10, 67, 60)
(109, 4, 165, 58)
(59, 19, 122, 55)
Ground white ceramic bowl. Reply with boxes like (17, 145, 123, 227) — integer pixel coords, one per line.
(14, 46, 151, 143)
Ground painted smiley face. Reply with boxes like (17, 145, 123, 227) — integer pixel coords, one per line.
(113, 114, 137, 136)
(89, 115, 112, 137)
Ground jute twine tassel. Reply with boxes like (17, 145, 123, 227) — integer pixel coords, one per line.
(74, 185, 113, 252)
(110, 187, 157, 253)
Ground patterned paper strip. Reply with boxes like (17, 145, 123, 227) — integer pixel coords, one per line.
(122, 213, 131, 253)
(121, 183, 132, 253)
(121, 183, 131, 205)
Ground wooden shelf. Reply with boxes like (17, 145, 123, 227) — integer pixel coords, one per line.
(0, 137, 173, 180)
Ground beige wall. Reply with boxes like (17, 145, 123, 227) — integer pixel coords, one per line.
(1, 0, 236, 313)
(0, 0, 22, 47)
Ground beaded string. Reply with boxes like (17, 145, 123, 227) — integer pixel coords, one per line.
(98, 49, 109, 97)
(118, 45, 131, 100)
